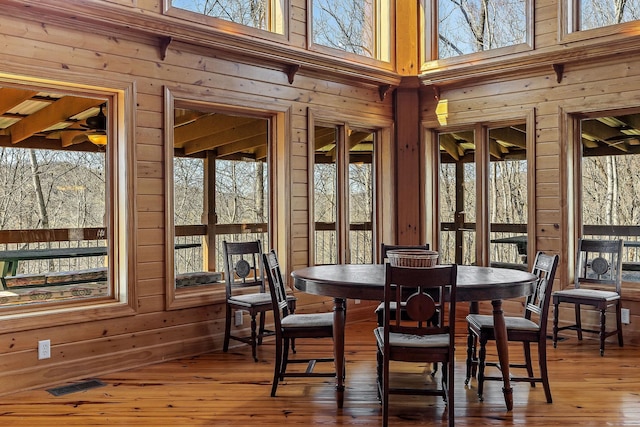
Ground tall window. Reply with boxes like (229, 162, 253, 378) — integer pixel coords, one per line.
(0, 83, 118, 309)
(439, 122, 528, 268)
(488, 124, 528, 268)
(171, 103, 270, 294)
(311, 0, 391, 61)
(574, 0, 640, 31)
(579, 112, 640, 283)
(431, 0, 529, 60)
(312, 123, 375, 265)
(439, 129, 477, 265)
(169, 0, 285, 34)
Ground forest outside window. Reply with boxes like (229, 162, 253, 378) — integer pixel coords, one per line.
(578, 111, 640, 285)
(310, 0, 391, 62)
(168, 0, 286, 34)
(425, 0, 530, 62)
(0, 82, 119, 310)
(438, 122, 529, 269)
(312, 122, 376, 265)
(569, 0, 640, 32)
(169, 98, 272, 305)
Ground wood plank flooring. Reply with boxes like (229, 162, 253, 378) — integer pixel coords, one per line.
(0, 319, 639, 426)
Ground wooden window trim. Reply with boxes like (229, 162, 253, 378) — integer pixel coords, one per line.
(0, 74, 137, 333)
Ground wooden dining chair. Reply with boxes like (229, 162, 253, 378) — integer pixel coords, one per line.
(465, 252, 559, 403)
(552, 238, 624, 356)
(222, 240, 274, 362)
(262, 250, 336, 397)
(374, 243, 431, 326)
(374, 263, 457, 427)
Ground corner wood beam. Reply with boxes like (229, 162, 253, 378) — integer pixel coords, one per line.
(159, 36, 173, 61)
(553, 63, 564, 83)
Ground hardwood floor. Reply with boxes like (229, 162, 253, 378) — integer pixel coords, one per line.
(1, 319, 639, 426)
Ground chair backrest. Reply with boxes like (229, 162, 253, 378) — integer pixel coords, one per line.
(524, 252, 559, 330)
(383, 263, 457, 339)
(575, 238, 623, 293)
(222, 240, 265, 299)
(380, 243, 430, 263)
(263, 250, 289, 330)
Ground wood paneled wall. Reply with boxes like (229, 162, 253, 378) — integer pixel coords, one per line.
(0, 0, 639, 398)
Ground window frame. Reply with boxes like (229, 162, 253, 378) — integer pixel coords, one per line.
(164, 0, 290, 42)
(307, 0, 395, 69)
(564, 0, 640, 36)
(307, 109, 390, 266)
(565, 106, 640, 293)
(164, 86, 290, 310)
(427, 110, 536, 269)
(0, 72, 136, 333)
(421, 0, 534, 70)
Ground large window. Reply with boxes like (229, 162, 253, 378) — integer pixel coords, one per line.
(574, 0, 640, 31)
(168, 0, 285, 34)
(0, 81, 125, 311)
(438, 122, 529, 269)
(168, 95, 273, 307)
(312, 122, 376, 265)
(578, 111, 640, 283)
(428, 0, 529, 61)
(311, 0, 391, 61)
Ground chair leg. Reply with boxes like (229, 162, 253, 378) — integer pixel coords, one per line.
(250, 313, 258, 362)
(258, 311, 266, 345)
(575, 304, 583, 341)
(376, 348, 382, 401)
(447, 360, 455, 427)
(282, 337, 291, 378)
(599, 308, 607, 356)
(465, 329, 476, 385)
(271, 336, 283, 397)
(223, 305, 232, 353)
(477, 337, 487, 401)
(553, 301, 559, 348)
(523, 342, 535, 387)
(441, 360, 448, 401)
(381, 352, 390, 427)
(538, 340, 552, 403)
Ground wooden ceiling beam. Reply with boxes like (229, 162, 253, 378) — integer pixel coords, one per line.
(215, 134, 267, 158)
(0, 87, 38, 115)
(438, 133, 460, 161)
(183, 119, 267, 155)
(489, 126, 527, 149)
(8, 97, 101, 144)
(174, 114, 256, 147)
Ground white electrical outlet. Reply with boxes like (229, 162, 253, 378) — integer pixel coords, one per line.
(354, 299, 361, 304)
(235, 310, 243, 326)
(621, 308, 630, 324)
(38, 339, 51, 360)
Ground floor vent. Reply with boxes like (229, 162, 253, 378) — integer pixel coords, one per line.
(47, 379, 106, 396)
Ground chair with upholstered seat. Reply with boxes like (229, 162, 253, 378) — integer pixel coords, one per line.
(374, 263, 457, 427)
(465, 252, 559, 403)
(262, 250, 335, 397)
(552, 238, 624, 356)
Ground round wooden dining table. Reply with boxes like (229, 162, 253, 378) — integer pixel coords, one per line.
(291, 263, 538, 410)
